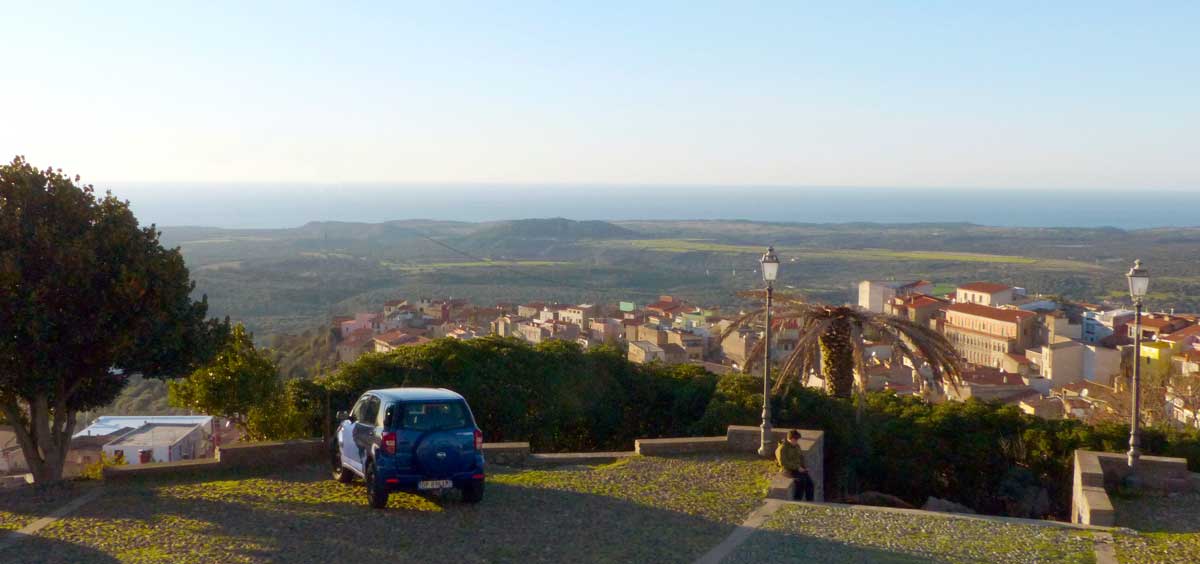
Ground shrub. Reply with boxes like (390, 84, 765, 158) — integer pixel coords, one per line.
(79, 452, 126, 481)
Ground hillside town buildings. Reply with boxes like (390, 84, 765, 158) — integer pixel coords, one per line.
(324, 277, 1200, 431)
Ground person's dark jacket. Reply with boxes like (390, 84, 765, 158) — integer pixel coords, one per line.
(775, 440, 806, 473)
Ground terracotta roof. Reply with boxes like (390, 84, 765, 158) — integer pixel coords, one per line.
(998, 388, 1043, 405)
(1139, 315, 1188, 330)
(384, 299, 406, 306)
(962, 367, 1025, 386)
(1020, 396, 1064, 413)
(1006, 353, 1032, 365)
(1063, 398, 1094, 410)
(375, 330, 426, 347)
(1161, 324, 1200, 340)
(908, 294, 947, 308)
(1178, 350, 1200, 362)
(947, 303, 1035, 323)
(958, 282, 1012, 294)
(662, 343, 687, 356)
(647, 300, 685, 312)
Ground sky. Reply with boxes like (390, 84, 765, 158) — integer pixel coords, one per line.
(1, 1, 1197, 195)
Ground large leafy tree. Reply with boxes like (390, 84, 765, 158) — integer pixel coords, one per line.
(169, 324, 280, 437)
(0, 157, 228, 483)
(721, 293, 963, 400)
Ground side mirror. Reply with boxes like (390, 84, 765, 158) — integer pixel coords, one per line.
(335, 410, 349, 422)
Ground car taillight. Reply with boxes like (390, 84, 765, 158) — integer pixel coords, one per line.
(474, 429, 483, 450)
(382, 431, 397, 455)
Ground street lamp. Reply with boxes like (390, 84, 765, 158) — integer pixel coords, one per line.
(1126, 259, 1149, 470)
(758, 246, 780, 457)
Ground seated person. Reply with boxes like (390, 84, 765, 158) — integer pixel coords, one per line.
(775, 429, 814, 501)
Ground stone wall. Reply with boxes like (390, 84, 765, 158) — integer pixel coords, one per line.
(633, 426, 825, 502)
(1071, 449, 1193, 526)
(482, 442, 530, 465)
(99, 428, 826, 502)
(634, 436, 727, 456)
(104, 439, 325, 481)
(727, 425, 825, 502)
(218, 439, 325, 470)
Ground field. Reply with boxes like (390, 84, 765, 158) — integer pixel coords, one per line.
(85, 217, 1200, 417)
(591, 238, 1040, 263)
(381, 260, 572, 271)
(162, 218, 1174, 342)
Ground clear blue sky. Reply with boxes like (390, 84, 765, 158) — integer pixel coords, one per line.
(1, 1, 1196, 190)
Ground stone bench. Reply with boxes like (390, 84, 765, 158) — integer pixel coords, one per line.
(767, 473, 797, 501)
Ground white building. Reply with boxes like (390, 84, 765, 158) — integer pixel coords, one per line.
(75, 416, 216, 466)
(955, 282, 1014, 307)
(102, 422, 210, 465)
(857, 280, 933, 313)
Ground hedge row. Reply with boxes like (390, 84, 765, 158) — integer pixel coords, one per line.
(268, 336, 1200, 519)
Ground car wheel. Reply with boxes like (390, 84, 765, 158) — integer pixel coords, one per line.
(461, 480, 484, 504)
(365, 461, 389, 509)
(331, 443, 353, 484)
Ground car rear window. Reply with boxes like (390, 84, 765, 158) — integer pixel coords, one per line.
(394, 401, 469, 431)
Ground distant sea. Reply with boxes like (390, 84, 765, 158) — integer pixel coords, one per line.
(110, 184, 1200, 230)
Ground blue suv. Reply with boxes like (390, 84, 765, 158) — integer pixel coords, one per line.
(332, 388, 485, 508)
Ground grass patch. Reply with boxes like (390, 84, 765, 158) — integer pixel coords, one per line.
(10, 455, 774, 564)
(588, 239, 1072, 267)
(1111, 492, 1200, 563)
(382, 260, 571, 271)
(0, 482, 99, 532)
(727, 504, 1096, 564)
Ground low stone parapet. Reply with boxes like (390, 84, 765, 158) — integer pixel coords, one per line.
(103, 458, 223, 482)
(1071, 449, 1193, 526)
(528, 452, 635, 466)
(634, 436, 728, 456)
(726, 425, 824, 502)
(483, 442, 531, 465)
(218, 439, 325, 470)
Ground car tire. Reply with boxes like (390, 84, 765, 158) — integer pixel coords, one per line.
(461, 480, 484, 504)
(331, 442, 353, 484)
(365, 461, 389, 509)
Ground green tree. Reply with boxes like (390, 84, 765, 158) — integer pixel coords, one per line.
(170, 324, 279, 437)
(0, 157, 227, 483)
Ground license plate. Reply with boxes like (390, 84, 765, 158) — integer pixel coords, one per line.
(418, 479, 453, 490)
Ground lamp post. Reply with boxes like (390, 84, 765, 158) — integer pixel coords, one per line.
(1126, 259, 1149, 470)
(758, 246, 780, 457)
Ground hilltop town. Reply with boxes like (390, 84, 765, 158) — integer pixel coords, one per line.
(330, 280, 1200, 432)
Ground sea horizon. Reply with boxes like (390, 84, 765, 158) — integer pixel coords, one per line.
(110, 183, 1200, 231)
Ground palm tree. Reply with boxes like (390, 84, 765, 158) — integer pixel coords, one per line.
(719, 293, 963, 400)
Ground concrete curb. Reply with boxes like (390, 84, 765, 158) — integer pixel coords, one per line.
(1092, 531, 1118, 564)
(692, 499, 784, 564)
(778, 500, 1122, 532)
